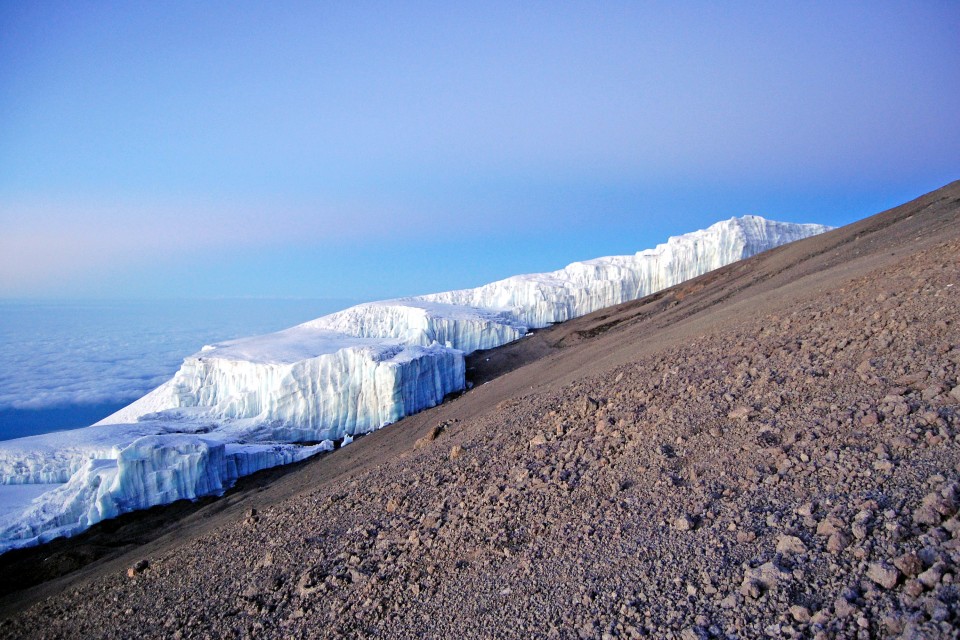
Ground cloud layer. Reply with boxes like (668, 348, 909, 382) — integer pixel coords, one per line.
(0, 299, 345, 412)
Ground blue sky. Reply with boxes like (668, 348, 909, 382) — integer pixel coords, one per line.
(1, 1, 958, 301)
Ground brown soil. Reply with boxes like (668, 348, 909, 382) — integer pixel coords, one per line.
(1, 181, 959, 639)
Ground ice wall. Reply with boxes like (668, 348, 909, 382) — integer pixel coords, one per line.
(94, 216, 830, 439)
(103, 326, 472, 442)
(300, 300, 528, 353)
(0, 432, 327, 551)
(419, 216, 830, 326)
(0, 215, 830, 553)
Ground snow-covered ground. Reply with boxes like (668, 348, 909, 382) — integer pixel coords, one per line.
(0, 215, 830, 552)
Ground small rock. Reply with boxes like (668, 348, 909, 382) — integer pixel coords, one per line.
(895, 371, 929, 386)
(917, 546, 941, 566)
(941, 481, 960, 502)
(529, 433, 547, 447)
(918, 562, 945, 588)
(295, 570, 321, 596)
(926, 490, 959, 517)
(673, 515, 695, 531)
(834, 596, 856, 618)
(736, 530, 756, 543)
(817, 515, 844, 536)
(414, 426, 444, 449)
(882, 614, 905, 634)
(580, 396, 600, 417)
(740, 561, 789, 598)
(893, 552, 923, 577)
(851, 522, 869, 540)
(126, 559, 149, 578)
(903, 579, 924, 597)
(873, 460, 894, 472)
(826, 532, 851, 554)
(789, 605, 811, 623)
(921, 385, 946, 401)
(913, 504, 941, 525)
(449, 444, 463, 460)
(866, 562, 899, 589)
(680, 628, 707, 640)
(741, 579, 763, 599)
(719, 594, 738, 609)
(776, 535, 807, 555)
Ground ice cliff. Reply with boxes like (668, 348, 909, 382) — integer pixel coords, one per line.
(420, 216, 824, 327)
(0, 215, 830, 552)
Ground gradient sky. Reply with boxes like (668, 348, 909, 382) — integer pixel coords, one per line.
(1, 1, 958, 301)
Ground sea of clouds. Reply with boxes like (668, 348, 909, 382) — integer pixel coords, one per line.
(0, 299, 348, 435)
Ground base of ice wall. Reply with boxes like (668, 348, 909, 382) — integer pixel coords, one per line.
(0, 434, 328, 552)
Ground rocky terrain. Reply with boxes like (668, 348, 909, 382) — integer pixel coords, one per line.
(1, 182, 958, 639)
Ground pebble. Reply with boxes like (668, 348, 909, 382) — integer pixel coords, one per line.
(789, 605, 811, 622)
(826, 532, 851, 554)
(126, 559, 149, 578)
(775, 535, 806, 555)
(866, 562, 899, 589)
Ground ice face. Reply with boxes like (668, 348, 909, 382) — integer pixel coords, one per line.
(298, 300, 528, 353)
(103, 341, 467, 443)
(0, 432, 328, 551)
(418, 216, 830, 326)
(0, 215, 830, 553)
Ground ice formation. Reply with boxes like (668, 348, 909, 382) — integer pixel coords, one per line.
(0, 215, 830, 552)
(420, 216, 824, 327)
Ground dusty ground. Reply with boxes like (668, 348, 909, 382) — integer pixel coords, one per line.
(1, 182, 959, 639)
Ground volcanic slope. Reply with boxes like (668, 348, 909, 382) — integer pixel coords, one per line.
(2, 181, 960, 639)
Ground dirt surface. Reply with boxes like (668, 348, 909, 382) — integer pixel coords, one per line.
(1, 182, 959, 639)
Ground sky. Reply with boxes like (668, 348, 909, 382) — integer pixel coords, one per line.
(1, 1, 958, 302)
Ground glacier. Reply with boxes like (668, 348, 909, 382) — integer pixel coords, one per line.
(0, 215, 830, 552)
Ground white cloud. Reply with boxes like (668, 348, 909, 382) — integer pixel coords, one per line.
(0, 299, 340, 413)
